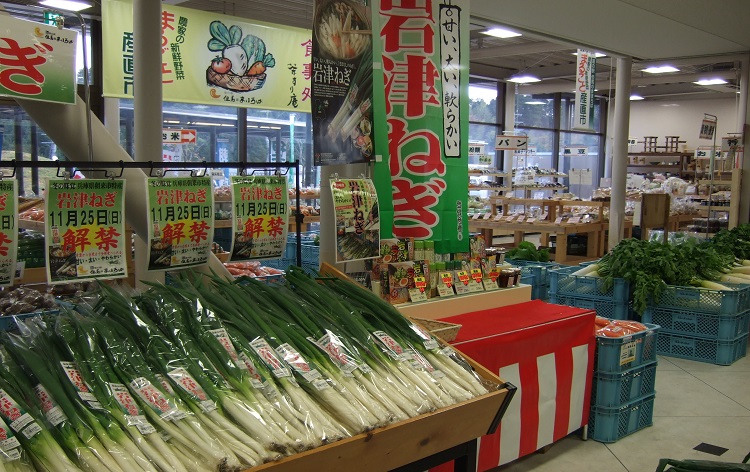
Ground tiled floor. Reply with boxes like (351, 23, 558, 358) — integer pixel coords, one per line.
(494, 345, 750, 471)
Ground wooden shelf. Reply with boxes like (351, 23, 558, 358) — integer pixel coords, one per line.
(468, 186, 512, 192)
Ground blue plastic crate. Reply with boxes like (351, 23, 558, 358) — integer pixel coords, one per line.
(550, 294, 631, 320)
(594, 323, 660, 373)
(520, 273, 546, 300)
(591, 361, 658, 408)
(643, 307, 750, 341)
(507, 260, 560, 286)
(549, 266, 630, 302)
(301, 244, 320, 266)
(589, 394, 655, 443)
(656, 331, 748, 365)
(288, 231, 318, 245)
(262, 258, 294, 271)
(0, 309, 60, 331)
(648, 283, 750, 316)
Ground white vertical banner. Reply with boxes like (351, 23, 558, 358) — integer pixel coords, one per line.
(574, 49, 596, 130)
(440, 3, 462, 158)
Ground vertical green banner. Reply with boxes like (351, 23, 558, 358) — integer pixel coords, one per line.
(331, 178, 380, 262)
(574, 49, 596, 130)
(146, 177, 214, 270)
(371, 0, 470, 254)
(229, 175, 288, 260)
(45, 179, 127, 283)
(0, 15, 78, 104)
(0, 180, 17, 286)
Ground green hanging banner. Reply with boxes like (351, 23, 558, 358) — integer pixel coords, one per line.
(370, 0, 470, 254)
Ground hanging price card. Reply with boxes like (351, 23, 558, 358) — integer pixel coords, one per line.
(505, 214, 516, 222)
(230, 175, 288, 261)
(494, 213, 504, 221)
(526, 217, 537, 223)
(45, 179, 127, 283)
(146, 177, 214, 271)
(0, 180, 17, 286)
(554, 217, 563, 224)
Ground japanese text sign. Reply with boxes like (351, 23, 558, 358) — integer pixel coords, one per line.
(563, 146, 588, 156)
(229, 175, 288, 261)
(699, 117, 717, 140)
(574, 49, 596, 130)
(162, 129, 196, 144)
(495, 135, 528, 151)
(102, 0, 311, 113)
(331, 178, 380, 262)
(371, 0, 470, 254)
(146, 177, 214, 270)
(0, 180, 17, 286)
(0, 15, 77, 104)
(45, 179, 127, 283)
(312, 0, 374, 166)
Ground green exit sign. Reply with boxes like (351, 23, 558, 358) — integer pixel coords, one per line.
(44, 11, 63, 27)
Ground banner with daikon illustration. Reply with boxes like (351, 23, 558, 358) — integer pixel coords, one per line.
(102, 0, 311, 112)
(45, 179, 127, 283)
(331, 178, 379, 262)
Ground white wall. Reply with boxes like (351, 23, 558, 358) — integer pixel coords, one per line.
(628, 96, 742, 151)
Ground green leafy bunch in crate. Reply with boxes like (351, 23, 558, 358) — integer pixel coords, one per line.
(506, 241, 550, 262)
(594, 238, 735, 316)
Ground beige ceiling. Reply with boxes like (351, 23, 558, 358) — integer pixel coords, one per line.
(1, 0, 747, 100)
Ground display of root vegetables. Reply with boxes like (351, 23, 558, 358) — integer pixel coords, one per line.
(0, 268, 491, 471)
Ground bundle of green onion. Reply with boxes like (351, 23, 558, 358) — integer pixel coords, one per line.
(0, 267, 491, 471)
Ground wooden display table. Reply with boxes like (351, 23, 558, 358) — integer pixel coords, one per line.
(469, 220, 604, 264)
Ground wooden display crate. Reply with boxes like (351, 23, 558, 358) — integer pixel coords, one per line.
(246, 348, 513, 472)
(241, 263, 516, 472)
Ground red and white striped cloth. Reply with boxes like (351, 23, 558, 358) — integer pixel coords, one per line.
(431, 302, 596, 471)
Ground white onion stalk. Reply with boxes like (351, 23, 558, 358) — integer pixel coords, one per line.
(426, 352, 489, 397)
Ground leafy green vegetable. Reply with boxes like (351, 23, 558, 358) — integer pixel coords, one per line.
(506, 241, 550, 262)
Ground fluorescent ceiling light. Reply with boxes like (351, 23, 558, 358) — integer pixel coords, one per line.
(630, 95, 645, 101)
(525, 100, 546, 105)
(642, 65, 679, 73)
(693, 78, 728, 86)
(481, 27, 521, 39)
(508, 75, 540, 84)
(570, 52, 606, 58)
(39, 0, 92, 11)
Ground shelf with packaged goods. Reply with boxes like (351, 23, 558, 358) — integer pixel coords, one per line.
(468, 186, 513, 192)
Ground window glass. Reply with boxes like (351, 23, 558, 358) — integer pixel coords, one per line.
(469, 84, 497, 124)
(559, 132, 603, 199)
(468, 123, 499, 166)
(515, 95, 555, 129)
(514, 128, 555, 169)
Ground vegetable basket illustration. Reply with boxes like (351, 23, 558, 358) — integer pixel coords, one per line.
(206, 20, 275, 93)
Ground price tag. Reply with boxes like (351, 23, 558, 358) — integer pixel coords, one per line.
(620, 340, 637, 365)
(437, 284, 455, 297)
(493, 213, 504, 221)
(409, 288, 428, 302)
(483, 278, 500, 291)
(456, 270, 470, 286)
(472, 213, 482, 220)
(455, 281, 471, 295)
(554, 217, 563, 224)
(468, 278, 484, 293)
(540, 212, 549, 221)
(568, 216, 581, 224)
(526, 217, 537, 223)
(505, 215, 516, 222)
(439, 271, 454, 289)
(470, 268, 483, 283)
(483, 212, 492, 220)
(516, 215, 526, 223)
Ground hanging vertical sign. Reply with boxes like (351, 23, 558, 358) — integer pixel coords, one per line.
(699, 115, 717, 140)
(146, 177, 214, 270)
(311, 0, 374, 166)
(331, 178, 379, 262)
(0, 15, 78, 104)
(0, 180, 17, 286)
(45, 179, 127, 283)
(229, 175, 288, 261)
(574, 49, 596, 130)
(371, 0, 470, 254)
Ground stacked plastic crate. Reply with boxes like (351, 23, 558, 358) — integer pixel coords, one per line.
(549, 266, 631, 319)
(589, 322, 660, 442)
(642, 284, 750, 365)
(509, 260, 560, 301)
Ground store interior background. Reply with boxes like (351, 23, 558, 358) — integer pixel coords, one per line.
(0, 0, 749, 211)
